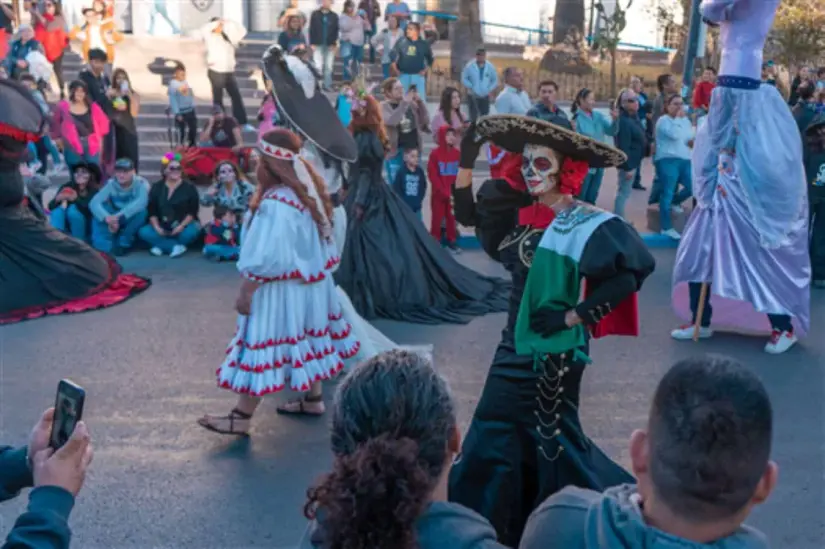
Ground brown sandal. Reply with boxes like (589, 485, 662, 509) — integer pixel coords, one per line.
(276, 394, 325, 416)
(196, 408, 253, 435)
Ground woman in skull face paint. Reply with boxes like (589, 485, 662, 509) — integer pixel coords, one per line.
(447, 115, 656, 546)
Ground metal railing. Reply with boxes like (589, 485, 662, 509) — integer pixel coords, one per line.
(411, 10, 675, 53)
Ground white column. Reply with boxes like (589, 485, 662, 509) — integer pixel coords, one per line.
(222, 0, 245, 24)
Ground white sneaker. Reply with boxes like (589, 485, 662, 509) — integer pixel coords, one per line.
(672, 205, 684, 214)
(170, 244, 187, 258)
(150, 247, 164, 257)
(661, 228, 681, 240)
(671, 324, 713, 341)
(764, 330, 798, 354)
(242, 124, 256, 132)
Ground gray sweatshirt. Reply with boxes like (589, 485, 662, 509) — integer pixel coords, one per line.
(90, 176, 150, 221)
(300, 501, 507, 549)
(520, 484, 770, 549)
(168, 79, 196, 115)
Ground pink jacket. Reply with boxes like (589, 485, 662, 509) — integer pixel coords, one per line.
(52, 100, 110, 156)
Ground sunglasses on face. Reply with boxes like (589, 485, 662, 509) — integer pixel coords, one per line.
(167, 165, 182, 171)
(624, 98, 638, 103)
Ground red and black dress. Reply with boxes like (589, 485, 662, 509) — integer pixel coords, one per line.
(0, 79, 150, 325)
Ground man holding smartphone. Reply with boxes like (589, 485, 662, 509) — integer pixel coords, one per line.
(0, 408, 93, 547)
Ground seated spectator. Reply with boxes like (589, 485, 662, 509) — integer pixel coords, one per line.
(200, 160, 256, 212)
(138, 153, 201, 258)
(169, 62, 198, 148)
(199, 104, 242, 150)
(5, 24, 42, 79)
(277, 14, 308, 54)
(520, 355, 776, 549)
(89, 157, 150, 255)
(299, 350, 506, 549)
(48, 163, 102, 241)
(53, 80, 109, 170)
(20, 73, 64, 174)
(203, 204, 241, 261)
(430, 86, 467, 136)
(1, 408, 93, 548)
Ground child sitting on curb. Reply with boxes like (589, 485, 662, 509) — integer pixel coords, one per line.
(203, 204, 241, 261)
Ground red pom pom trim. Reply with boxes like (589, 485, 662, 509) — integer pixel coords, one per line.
(0, 121, 41, 145)
(558, 158, 590, 196)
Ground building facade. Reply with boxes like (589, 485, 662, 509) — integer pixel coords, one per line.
(59, 0, 669, 49)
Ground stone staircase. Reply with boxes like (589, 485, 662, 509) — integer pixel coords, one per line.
(52, 38, 489, 182)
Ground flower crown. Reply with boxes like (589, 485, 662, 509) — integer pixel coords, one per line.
(161, 152, 182, 165)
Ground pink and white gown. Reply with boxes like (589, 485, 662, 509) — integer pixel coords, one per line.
(216, 186, 361, 396)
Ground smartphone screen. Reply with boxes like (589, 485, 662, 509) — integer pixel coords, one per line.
(49, 380, 86, 450)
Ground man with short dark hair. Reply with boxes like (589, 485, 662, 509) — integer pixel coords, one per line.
(520, 355, 775, 549)
(526, 80, 571, 129)
(494, 66, 531, 115)
(461, 47, 498, 121)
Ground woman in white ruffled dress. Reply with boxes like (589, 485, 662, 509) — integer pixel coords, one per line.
(197, 128, 361, 434)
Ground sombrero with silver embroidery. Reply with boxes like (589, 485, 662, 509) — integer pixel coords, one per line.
(475, 114, 626, 169)
(261, 44, 357, 163)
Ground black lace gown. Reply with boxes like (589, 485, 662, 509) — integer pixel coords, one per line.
(334, 129, 510, 324)
(0, 170, 150, 325)
(447, 179, 656, 546)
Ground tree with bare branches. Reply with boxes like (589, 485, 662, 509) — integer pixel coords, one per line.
(593, 0, 633, 97)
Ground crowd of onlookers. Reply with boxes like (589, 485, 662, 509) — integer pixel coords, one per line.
(2, 349, 783, 549)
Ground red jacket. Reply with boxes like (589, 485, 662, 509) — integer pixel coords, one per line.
(34, 14, 68, 63)
(426, 126, 460, 201)
(692, 81, 715, 110)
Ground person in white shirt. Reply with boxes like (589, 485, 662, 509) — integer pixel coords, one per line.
(494, 67, 531, 115)
(194, 18, 251, 130)
(461, 48, 499, 121)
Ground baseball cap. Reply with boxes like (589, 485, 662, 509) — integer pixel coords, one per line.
(114, 158, 134, 171)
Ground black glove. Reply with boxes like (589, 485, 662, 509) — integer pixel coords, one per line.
(530, 307, 570, 338)
(459, 122, 487, 170)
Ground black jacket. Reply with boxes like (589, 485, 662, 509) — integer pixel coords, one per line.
(79, 68, 113, 117)
(309, 9, 339, 47)
(614, 112, 647, 171)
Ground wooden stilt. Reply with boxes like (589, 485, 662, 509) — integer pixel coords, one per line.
(693, 283, 709, 342)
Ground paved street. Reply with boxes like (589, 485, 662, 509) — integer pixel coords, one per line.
(0, 250, 823, 549)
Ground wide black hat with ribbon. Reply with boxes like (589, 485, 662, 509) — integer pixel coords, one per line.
(0, 78, 45, 160)
(262, 45, 357, 163)
(475, 114, 627, 169)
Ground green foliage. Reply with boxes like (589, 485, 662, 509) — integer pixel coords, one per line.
(766, 0, 825, 66)
(593, 0, 633, 54)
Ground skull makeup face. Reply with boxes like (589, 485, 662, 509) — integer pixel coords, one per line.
(521, 144, 564, 195)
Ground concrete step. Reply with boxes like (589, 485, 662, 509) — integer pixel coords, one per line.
(137, 103, 263, 117)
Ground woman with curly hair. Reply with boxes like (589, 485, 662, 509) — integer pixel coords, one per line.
(300, 350, 505, 549)
(335, 93, 509, 324)
(197, 128, 360, 432)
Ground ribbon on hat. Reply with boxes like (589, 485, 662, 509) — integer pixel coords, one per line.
(260, 139, 332, 239)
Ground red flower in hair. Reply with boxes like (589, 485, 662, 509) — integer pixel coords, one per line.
(558, 158, 590, 196)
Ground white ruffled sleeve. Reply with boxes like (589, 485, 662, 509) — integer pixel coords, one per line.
(237, 196, 340, 283)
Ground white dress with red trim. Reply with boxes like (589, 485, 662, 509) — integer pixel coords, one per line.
(216, 187, 361, 396)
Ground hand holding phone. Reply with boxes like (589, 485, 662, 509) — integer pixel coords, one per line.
(34, 421, 93, 497)
(49, 379, 85, 450)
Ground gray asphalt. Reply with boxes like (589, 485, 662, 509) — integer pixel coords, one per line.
(0, 249, 823, 549)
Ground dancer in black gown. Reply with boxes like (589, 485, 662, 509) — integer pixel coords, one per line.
(0, 79, 150, 325)
(447, 115, 656, 545)
(335, 94, 510, 324)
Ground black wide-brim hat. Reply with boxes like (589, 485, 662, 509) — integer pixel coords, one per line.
(0, 79, 45, 158)
(262, 45, 357, 163)
(475, 115, 627, 169)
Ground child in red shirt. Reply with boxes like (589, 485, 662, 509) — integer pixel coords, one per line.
(692, 67, 717, 114)
(427, 126, 461, 251)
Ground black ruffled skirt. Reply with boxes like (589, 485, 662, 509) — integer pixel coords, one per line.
(0, 204, 150, 325)
(448, 345, 633, 546)
(335, 178, 510, 324)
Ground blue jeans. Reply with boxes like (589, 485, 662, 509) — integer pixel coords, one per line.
(64, 144, 100, 170)
(343, 44, 364, 81)
(382, 62, 391, 79)
(50, 204, 88, 240)
(138, 222, 202, 254)
(384, 149, 404, 185)
(91, 209, 147, 253)
(613, 169, 636, 219)
(578, 168, 604, 205)
(655, 158, 693, 231)
(313, 47, 336, 90)
(364, 30, 376, 63)
(28, 138, 61, 166)
(399, 73, 426, 94)
(203, 243, 239, 261)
